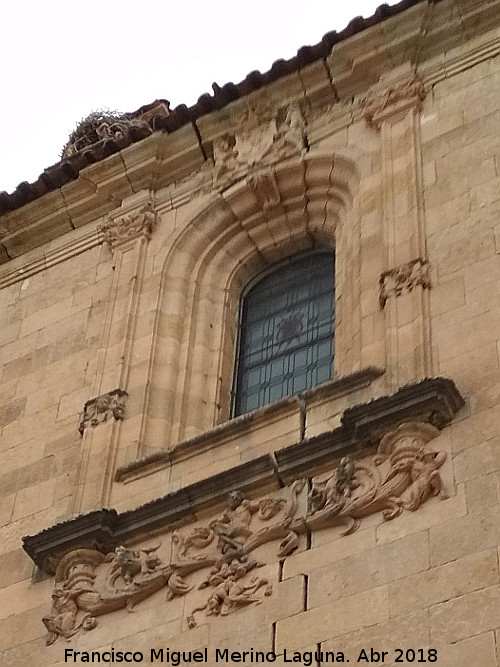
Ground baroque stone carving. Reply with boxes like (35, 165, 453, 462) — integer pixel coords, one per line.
(186, 556, 272, 628)
(379, 258, 431, 307)
(78, 389, 128, 436)
(41, 419, 450, 642)
(211, 102, 307, 189)
(363, 77, 426, 128)
(42, 543, 190, 645)
(99, 203, 158, 248)
(247, 170, 281, 210)
(41, 482, 304, 643)
(307, 421, 446, 535)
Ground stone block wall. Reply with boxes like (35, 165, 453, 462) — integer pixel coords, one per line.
(1, 1, 500, 665)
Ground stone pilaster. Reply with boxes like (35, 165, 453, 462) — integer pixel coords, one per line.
(71, 198, 157, 514)
(364, 76, 433, 389)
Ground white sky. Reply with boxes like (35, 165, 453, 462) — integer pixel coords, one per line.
(0, 0, 400, 195)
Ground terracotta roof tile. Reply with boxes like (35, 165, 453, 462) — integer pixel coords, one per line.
(0, 0, 432, 219)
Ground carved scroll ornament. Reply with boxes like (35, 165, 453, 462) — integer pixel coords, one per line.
(42, 420, 448, 643)
(307, 421, 446, 535)
(78, 389, 127, 435)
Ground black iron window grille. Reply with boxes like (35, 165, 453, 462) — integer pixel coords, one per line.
(233, 251, 335, 416)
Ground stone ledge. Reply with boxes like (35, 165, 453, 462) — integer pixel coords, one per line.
(23, 376, 464, 574)
(115, 366, 384, 483)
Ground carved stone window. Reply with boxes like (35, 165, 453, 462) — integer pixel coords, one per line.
(233, 251, 335, 416)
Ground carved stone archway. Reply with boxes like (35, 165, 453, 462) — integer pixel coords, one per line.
(140, 151, 364, 452)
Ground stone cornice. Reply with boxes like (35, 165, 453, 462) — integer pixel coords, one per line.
(2, 1, 500, 265)
(0, 126, 204, 263)
(23, 376, 464, 574)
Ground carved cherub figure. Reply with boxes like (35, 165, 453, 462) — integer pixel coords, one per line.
(309, 456, 359, 513)
(209, 491, 284, 554)
(187, 557, 271, 627)
(209, 491, 259, 553)
(112, 546, 142, 584)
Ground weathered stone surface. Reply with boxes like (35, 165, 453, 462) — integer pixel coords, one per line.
(389, 548, 499, 617)
(1, 1, 500, 663)
(276, 586, 389, 650)
(430, 585, 500, 644)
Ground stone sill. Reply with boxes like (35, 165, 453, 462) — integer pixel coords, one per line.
(23, 377, 464, 574)
(115, 367, 385, 484)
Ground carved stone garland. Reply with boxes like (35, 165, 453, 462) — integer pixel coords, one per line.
(42, 420, 447, 644)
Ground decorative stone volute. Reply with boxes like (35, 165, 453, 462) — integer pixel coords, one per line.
(377, 421, 440, 460)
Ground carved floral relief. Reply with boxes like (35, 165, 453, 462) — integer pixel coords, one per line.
(99, 203, 158, 248)
(42, 420, 448, 644)
(379, 258, 431, 307)
(78, 389, 128, 436)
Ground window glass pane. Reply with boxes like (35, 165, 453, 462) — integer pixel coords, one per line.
(234, 252, 335, 416)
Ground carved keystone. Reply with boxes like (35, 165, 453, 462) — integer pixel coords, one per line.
(78, 389, 128, 436)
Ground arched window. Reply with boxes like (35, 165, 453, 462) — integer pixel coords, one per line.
(233, 251, 335, 416)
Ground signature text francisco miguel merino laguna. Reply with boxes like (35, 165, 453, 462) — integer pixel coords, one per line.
(64, 647, 438, 663)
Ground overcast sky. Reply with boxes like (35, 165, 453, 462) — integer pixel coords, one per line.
(0, 0, 400, 195)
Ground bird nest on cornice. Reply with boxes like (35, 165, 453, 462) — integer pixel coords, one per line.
(61, 109, 153, 159)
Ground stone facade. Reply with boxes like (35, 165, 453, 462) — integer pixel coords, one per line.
(1, 1, 500, 665)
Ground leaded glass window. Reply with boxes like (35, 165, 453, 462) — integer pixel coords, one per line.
(233, 251, 335, 416)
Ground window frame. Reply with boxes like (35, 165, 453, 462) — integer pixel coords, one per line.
(230, 248, 336, 417)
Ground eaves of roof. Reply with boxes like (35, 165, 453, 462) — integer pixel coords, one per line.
(0, 0, 431, 219)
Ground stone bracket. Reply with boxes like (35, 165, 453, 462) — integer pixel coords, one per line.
(24, 377, 464, 574)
